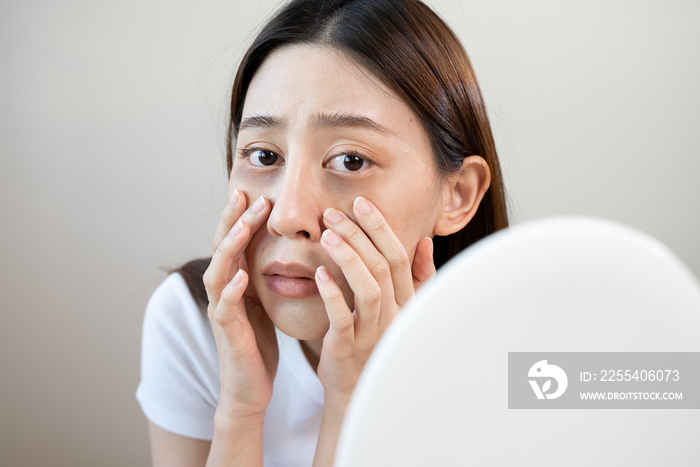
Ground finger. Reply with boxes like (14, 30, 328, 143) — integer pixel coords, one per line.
(204, 196, 270, 303)
(315, 266, 354, 338)
(412, 237, 436, 291)
(212, 269, 247, 329)
(214, 270, 263, 361)
(207, 196, 270, 295)
(212, 189, 245, 254)
(321, 229, 381, 332)
(205, 220, 250, 304)
(352, 197, 414, 306)
(323, 207, 395, 305)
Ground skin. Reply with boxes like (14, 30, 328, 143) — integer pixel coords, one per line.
(148, 43, 492, 467)
(233, 44, 447, 347)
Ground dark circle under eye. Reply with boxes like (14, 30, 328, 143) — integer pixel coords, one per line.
(251, 149, 278, 166)
(343, 155, 364, 171)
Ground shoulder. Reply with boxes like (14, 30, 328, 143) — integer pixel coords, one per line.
(147, 272, 202, 317)
(141, 272, 215, 358)
(137, 273, 220, 440)
(141, 273, 207, 347)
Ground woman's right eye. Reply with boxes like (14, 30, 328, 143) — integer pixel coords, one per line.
(247, 149, 280, 166)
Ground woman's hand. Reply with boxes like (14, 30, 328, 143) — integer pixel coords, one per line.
(203, 190, 278, 423)
(312, 196, 435, 466)
(316, 196, 435, 405)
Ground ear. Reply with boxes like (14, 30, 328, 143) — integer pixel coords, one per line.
(433, 155, 491, 236)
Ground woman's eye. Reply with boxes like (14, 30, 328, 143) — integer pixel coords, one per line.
(328, 154, 366, 172)
(249, 149, 279, 166)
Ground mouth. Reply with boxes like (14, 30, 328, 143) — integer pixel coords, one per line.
(262, 261, 319, 299)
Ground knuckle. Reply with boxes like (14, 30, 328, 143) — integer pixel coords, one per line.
(370, 219, 391, 236)
(216, 235, 233, 254)
(345, 226, 364, 243)
(327, 288, 346, 305)
(207, 300, 231, 326)
(213, 306, 234, 326)
(203, 269, 225, 294)
(344, 252, 362, 268)
(363, 284, 382, 308)
(220, 284, 239, 305)
(202, 270, 214, 289)
(367, 256, 391, 283)
(392, 248, 411, 271)
(334, 313, 354, 332)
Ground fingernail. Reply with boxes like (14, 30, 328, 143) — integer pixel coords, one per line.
(316, 266, 332, 282)
(229, 188, 240, 205)
(231, 269, 244, 286)
(229, 220, 244, 237)
(324, 208, 343, 225)
(250, 196, 266, 214)
(322, 229, 341, 246)
(354, 196, 371, 215)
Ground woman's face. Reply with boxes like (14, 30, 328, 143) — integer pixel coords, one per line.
(231, 44, 449, 340)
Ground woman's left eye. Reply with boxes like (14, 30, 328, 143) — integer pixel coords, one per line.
(327, 154, 368, 172)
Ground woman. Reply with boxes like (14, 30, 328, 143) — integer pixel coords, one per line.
(137, 0, 508, 465)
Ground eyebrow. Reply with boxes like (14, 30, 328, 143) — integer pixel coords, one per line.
(238, 112, 392, 135)
(238, 115, 282, 132)
(312, 112, 391, 135)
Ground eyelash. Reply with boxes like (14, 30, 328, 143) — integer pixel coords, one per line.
(237, 146, 280, 165)
(236, 146, 376, 172)
(332, 148, 375, 170)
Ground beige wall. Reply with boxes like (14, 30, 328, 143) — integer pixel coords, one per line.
(1, 0, 698, 465)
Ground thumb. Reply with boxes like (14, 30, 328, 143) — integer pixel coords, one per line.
(412, 237, 435, 291)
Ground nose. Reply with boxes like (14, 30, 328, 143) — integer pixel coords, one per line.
(266, 162, 324, 242)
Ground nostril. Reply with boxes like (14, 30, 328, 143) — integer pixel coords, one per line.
(302, 230, 311, 239)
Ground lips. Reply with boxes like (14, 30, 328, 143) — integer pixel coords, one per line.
(262, 261, 319, 298)
(263, 261, 316, 279)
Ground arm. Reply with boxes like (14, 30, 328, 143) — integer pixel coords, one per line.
(146, 409, 266, 467)
(147, 416, 265, 467)
(148, 422, 211, 467)
(205, 412, 265, 466)
(312, 398, 351, 467)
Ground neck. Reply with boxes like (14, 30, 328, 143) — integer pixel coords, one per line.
(299, 337, 323, 373)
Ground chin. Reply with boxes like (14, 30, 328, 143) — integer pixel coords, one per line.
(261, 295, 331, 340)
(276, 321, 329, 340)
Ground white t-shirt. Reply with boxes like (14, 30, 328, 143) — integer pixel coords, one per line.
(136, 273, 325, 466)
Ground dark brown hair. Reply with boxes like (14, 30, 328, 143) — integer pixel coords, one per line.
(177, 0, 508, 308)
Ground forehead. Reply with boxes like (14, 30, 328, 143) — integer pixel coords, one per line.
(241, 44, 419, 131)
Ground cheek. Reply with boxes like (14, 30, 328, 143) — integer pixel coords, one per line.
(229, 170, 269, 206)
(381, 214, 424, 263)
(244, 226, 268, 272)
(242, 228, 274, 303)
(372, 178, 443, 260)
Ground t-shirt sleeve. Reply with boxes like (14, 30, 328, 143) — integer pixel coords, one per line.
(136, 273, 220, 440)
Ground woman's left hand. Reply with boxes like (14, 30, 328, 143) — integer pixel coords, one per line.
(314, 196, 436, 409)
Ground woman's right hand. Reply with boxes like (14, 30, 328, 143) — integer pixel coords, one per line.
(203, 189, 278, 423)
